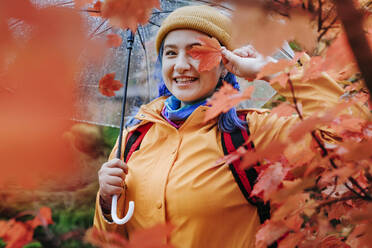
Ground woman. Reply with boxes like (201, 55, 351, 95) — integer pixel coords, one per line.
(94, 5, 348, 247)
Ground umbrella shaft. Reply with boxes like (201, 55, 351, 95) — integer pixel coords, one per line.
(116, 30, 135, 159)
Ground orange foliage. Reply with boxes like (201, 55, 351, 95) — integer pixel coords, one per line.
(251, 162, 289, 202)
(0, 207, 53, 248)
(106, 33, 122, 48)
(0, 0, 103, 189)
(74, 0, 94, 9)
(98, 73, 123, 97)
(269, 103, 296, 118)
(100, 0, 160, 32)
(88, 1, 102, 17)
(204, 82, 254, 121)
(187, 36, 222, 72)
(85, 224, 173, 248)
(231, 5, 317, 55)
(255, 220, 289, 248)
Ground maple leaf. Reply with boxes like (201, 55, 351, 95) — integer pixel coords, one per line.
(251, 162, 289, 202)
(269, 102, 296, 118)
(128, 223, 174, 248)
(85, 224, 173, 248)
(0, 3, 97, 188)
(101, 0, 160, 33)
(289, 101, 352, 142)
(187, 36, 222, 72)
(241, 141, 287, 169)
(323, 32, 360, 81)
(74, 0, 94, 9)
(325, 201, 353, 220)
(255, 220, 289, 248)
(330, 114, 366, 136)
(204, 82, 254, 122)
(270, 73, 289, 88)
(319, 235, 351, 248)
(26, 207, 53, 228)
(255, 60, 294, 81)
(271, 193, 311, 222)
(271, 177, 316, 204)
(98, 73, 123, 97)
(106, 34, 122, 48)
(347, 223, 372, 248)
(278, 232, 304, 248)
(85, 227, 129, 248)
(0, 219, 34, 248)
(88, 1, 102, 17)
(231, 5, 316, 56)
(336, 139, 372, 161)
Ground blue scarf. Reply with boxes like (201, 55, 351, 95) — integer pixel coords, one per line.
(162, 96, 206, 127)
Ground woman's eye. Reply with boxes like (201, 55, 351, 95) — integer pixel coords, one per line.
(165, 50, 176, 56)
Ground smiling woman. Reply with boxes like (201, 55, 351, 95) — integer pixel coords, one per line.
(93, 4, 348, 248)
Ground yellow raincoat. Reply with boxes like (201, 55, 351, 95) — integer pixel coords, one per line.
(94, 62, 368, 247)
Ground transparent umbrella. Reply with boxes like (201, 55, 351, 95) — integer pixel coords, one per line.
(71, 0, 291, 224)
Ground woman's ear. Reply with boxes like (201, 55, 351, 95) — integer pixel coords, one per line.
(220, 67, 228, 79)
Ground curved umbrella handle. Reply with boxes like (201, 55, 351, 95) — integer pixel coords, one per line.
(111, 195, 134, 225)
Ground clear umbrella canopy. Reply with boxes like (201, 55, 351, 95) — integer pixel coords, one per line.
(34, 0, 280, 128)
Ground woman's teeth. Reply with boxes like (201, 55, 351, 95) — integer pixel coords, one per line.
(174, 77, 197, 83)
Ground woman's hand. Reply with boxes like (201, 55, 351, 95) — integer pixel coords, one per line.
(221, 45, 276, 80)
(98, 158, 128, 209)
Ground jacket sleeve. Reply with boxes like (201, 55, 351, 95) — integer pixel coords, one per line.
(93, 131, 129, 235)
(249, 53, 370, 150)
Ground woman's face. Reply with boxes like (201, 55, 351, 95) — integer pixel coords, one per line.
(161, 29, 223, 104)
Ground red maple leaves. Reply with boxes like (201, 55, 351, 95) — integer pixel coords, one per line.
(0, 207, 53, 248)
(99, 0, 160, 33)
(98, 73, 123, 97)
(85, 224, 173, 248)
(187, 36, 222, 72)
(204, 82, 254, 121)
(106, 34, 122, 48)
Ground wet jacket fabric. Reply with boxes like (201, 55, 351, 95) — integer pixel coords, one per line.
(93, 66, 368, 247)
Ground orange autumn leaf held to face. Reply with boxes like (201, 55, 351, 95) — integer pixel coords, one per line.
(187, 36, 222, 72)
(99, 73, 123, 97)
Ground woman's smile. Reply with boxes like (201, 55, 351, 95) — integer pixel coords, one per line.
(173, 76, 199, 86)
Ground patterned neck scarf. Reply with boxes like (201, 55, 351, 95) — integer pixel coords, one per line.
(161, 95, 206, 128)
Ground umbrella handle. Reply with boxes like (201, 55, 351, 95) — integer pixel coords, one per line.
(111, 195, 134, 225)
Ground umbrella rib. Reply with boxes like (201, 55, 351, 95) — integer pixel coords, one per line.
(95, 26, 113, 37)
(138, 26, 152, 102)
(89, 19, 108, 38)
(148, 21, 160, 27)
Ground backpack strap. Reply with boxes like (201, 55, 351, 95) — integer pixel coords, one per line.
(221, 114, 271, 225)
(123, 122, 153, 163)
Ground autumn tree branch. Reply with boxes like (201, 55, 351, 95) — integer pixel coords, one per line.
(287, 77, 372, 201)
(316, 195, 360, 210)
(333, 0, 372, 94)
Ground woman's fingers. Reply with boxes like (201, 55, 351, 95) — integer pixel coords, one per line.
(106, 176, 123, 187)
(233, 45, 258, 58)
(100, 184, 123, 199)
(105, 158, 128, 174)
(98, 158, 128, 200)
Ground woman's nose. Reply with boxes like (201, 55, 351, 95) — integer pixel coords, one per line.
(174, 52, 191, 73)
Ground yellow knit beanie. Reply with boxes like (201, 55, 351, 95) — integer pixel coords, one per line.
(155, 5, 232, 54)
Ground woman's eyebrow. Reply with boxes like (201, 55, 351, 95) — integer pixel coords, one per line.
(164, 44, 177, 49)
(188, 42, 202, 48)
(164, 42, 202, 49)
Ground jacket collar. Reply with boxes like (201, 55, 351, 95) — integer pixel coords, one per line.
(129, 96, 213, 132)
